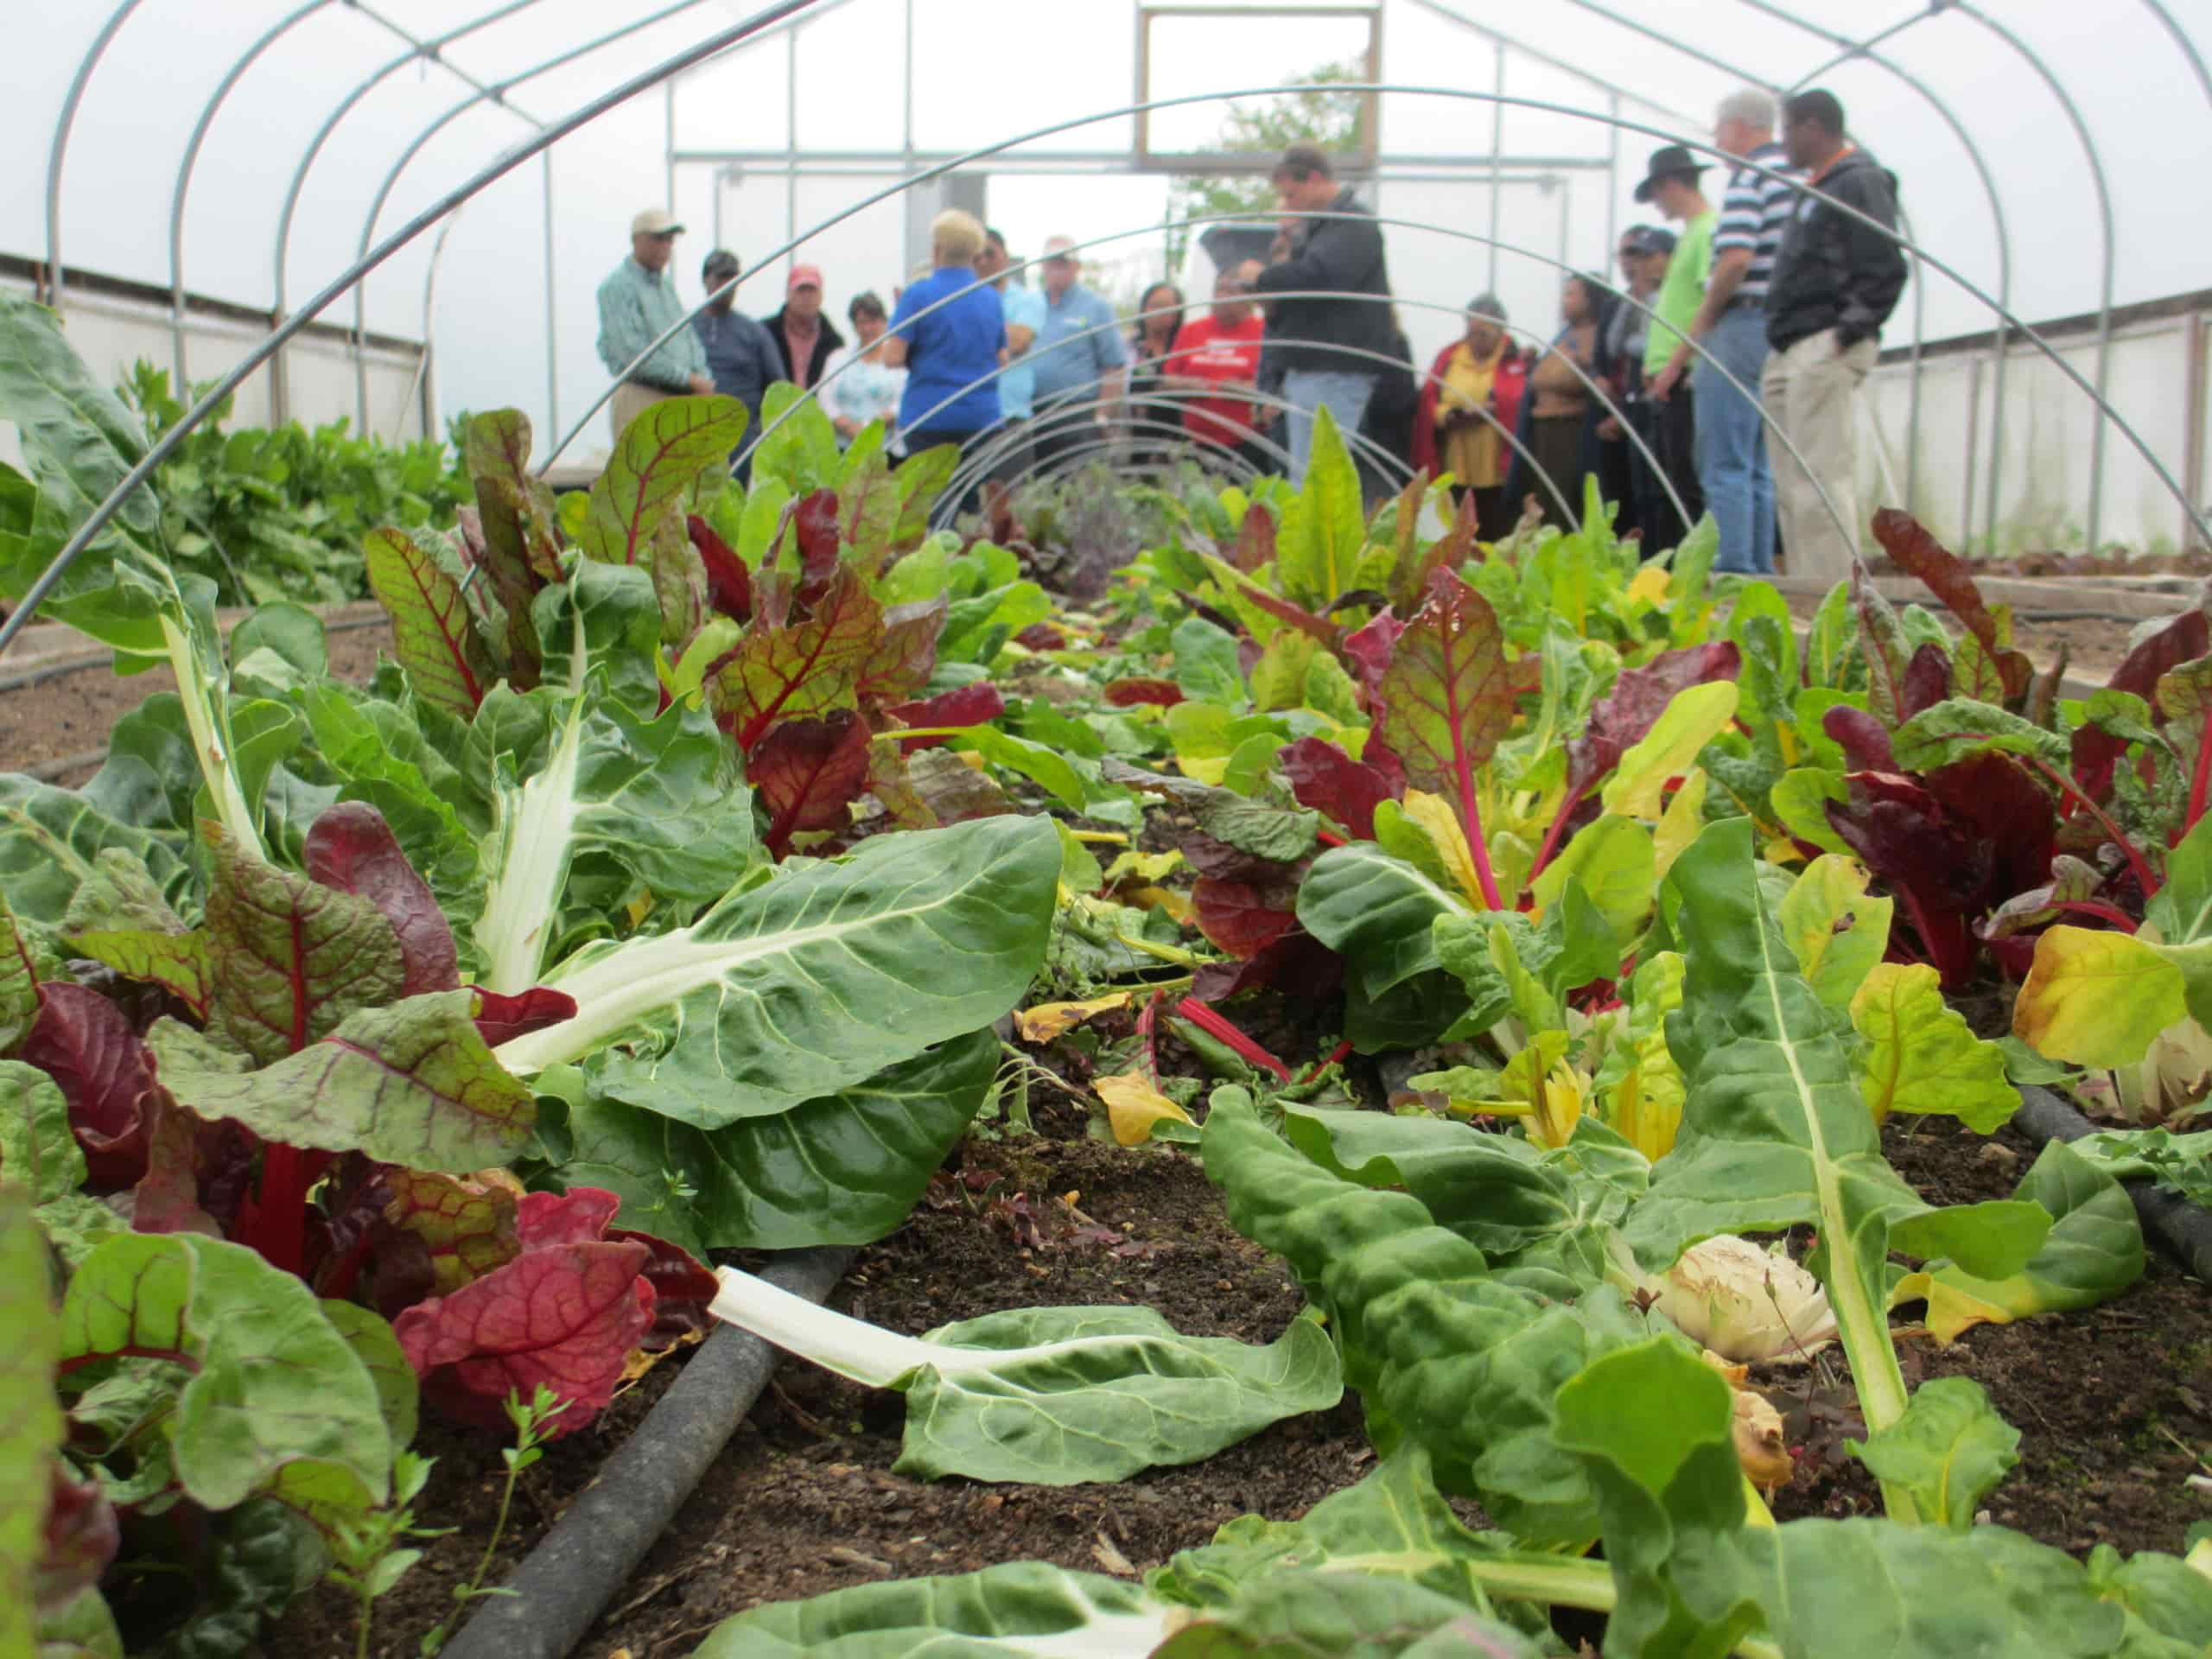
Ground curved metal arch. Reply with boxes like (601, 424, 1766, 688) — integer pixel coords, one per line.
(0, 0, 826, 658)
(2139, 0, 2212, 115)
(43, 0, 149, 309)
(167, 0, 342, 385)
(556, 79, 2092, 547)
(707, 213, 1792, 543)
(344, 0, 733, 433)
(270, 0, 549, 319)
(1945, 2, 2120, 554)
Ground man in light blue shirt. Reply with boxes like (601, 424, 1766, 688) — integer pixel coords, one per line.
(1027, 234, 1128, 470)
(594, 207, 712, 445)
(977, 227, 1046, 482)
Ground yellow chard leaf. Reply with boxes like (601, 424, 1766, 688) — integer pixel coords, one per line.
(1397, 790, 1491, 911)
(1779, 855, 1894, 1009)
(1601, 681, 1741, 820)
(1653, 768, 1710, 880)
(1851, 963, 2018, 1130)
(1094, 1071, 1196, 1147)
(2012, 925, 2187, 1068)
(1016, 995, 1133, 1044)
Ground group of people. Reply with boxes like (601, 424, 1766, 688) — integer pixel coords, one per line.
(592, 85, 1904, 575)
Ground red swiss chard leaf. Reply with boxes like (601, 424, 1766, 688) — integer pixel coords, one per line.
(364, 527, 495, 719)
(471, 987, 577, 1047)
(1341, 610, 1403, 700)
(305, 803, 460, 997)
(1103, 677, 1185, 709)
(1920, 751, 2056, 902)
(2073, 608, 2212, 799)
(515, 1186, 622, 1249)
(376, 1168, 521, 1298)
(396, 1237, 653, 1436)
(35, 1466, 118, 1616)
(793, 488, 842, 592)
(1192, 875, 1302, 960)
(1826, 772, 1989, 990)
(1823, 705, 1896, 772)
(1232, 505, 1277, 574)
(127, 1093, 227, 1238)
(1871, 510, 2032, 701)
(1853, 563, 1916, 729)
(607, 1226, 720, 1351)
(1376, 570, 1513, 799)
(21, 983, 156, 1190)
(712, 568, 883, 753)
(1900, 642, 1952, 721)
(687, 512, 753, 621)
(886, 683, 1007, 750)
(1278, 738, 1401, 840)
(1192, 929, 1344, 1004)
(855, 598, 949, 705)
(753, 711, 874, 857)
(1564, 641, 1743, 802)
(1015, 622, 1067, 651)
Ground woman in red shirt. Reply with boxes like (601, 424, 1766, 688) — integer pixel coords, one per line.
(1164, 272, 1271, 476)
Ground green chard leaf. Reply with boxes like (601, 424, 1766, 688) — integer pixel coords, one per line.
(577, 395, 748, 566)
(2, 1192, 64, 1659)
(1847, 1376, 2019, 1530)
(61, 848, 210, 1016)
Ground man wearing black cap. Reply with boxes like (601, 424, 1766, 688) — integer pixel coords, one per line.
(692, 250, 781, 481)
(1764, 89, 1907, 583)
(1635, 147, 1713, 548)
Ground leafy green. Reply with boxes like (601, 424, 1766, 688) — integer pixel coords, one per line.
(706, 1266, 1341, 1484)
(1847, 1376, 2019, 1529)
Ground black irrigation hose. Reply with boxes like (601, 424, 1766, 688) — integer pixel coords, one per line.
(2014, 1084, 2212, 1284)
(441, 1245, 855, 1659)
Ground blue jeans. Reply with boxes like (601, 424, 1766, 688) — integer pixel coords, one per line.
(1283, 369, 1375, 486)
(1693, 305, 1777, 575)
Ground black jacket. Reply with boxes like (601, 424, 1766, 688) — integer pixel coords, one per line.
(1249, 188, 1396, 374)
(760, 307, 845, 389)
(1765, 148, 1908, 353)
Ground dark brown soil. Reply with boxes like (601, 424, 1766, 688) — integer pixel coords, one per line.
(0, 618, 394, 785)
(1768, 1115, 2212, 1555)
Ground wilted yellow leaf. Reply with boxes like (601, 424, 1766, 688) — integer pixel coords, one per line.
(1094, 1071, 1196, 1147)
(1014, 994, 1131, 1043)
(2013, 925, 2185, 1068)
(1125, 884, 1194, 925)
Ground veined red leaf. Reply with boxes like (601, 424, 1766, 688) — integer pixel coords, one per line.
(1852, 562, 1914, 729)
(753, 711, 874, 856)
(607, 1226, 720, 1350)
(1901, 641, 1951, 721)
(516, 1186, 622, 1248)
(1232, 503, 1276, 574)
(1826, 772, 1986, 989)
(471, 987, 577, 1047)
(1389, 487, 1478, 614)
(382, 1168, 521, 1296)
(1921, 751, 2056, 902)
(204, 828, 408, 1066)
(462, 410, 560, 684)
(396, 1236, 652, 1435)
(1192, 875, 1301, 960)
(1824, 705, 1897, 772)
(2074, 607, 2212, 798)
(150, 989, 537, 1173)
(128, 1094, 226, 1237)
(365, 527, 494, 719)
(1103, 677, 1185, 709)
(20, 982, 156, 1190)
(1564, 641, 1743, 801)
(1377, 569, 1513, 797)
(886, 683, 1006, 750)
(687, 512, 753, 620)
(1872, 511, 2031, 701)
(1342, 608, 1402, 700)
(1279, 736, 1401, 840)
(855, 597, 947, 704)
(578, 394, 747, 566)
(793, 487, 842, 594)
(711, 568, 881, 752)
(305, 803, 459, 997)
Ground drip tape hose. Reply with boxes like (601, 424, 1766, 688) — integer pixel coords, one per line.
(440, 1244, 854, 1659)
(2015, 1085, 2212, 1284)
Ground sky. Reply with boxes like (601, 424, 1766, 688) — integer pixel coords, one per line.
(4, 0, 2204, 459)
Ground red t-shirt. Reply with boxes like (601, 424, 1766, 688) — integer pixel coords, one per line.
(1165, 314, 1267, 446)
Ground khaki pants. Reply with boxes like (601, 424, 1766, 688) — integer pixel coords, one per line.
(1762, 327, 1878, 584)
(610, 380, 677, 446)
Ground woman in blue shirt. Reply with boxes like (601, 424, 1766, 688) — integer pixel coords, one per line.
(880, 210, 1004, 510)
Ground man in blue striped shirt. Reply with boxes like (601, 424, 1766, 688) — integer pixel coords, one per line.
(1652, 91, 1799, 575)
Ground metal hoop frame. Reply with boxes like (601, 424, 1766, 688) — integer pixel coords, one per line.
(17, 12, 2209, 654)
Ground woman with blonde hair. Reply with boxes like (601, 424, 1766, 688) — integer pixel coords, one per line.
(880, 211, 1006, 512)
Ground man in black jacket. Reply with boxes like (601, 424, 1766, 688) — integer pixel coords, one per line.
(1762, 89, 1907, 582)
(1236, 144, 1395, 485)
(762, 264, 845, 392)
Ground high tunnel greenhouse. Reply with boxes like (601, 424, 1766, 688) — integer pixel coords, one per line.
(7, 0, 2210, 557)
(16, 5, 2212, 1659)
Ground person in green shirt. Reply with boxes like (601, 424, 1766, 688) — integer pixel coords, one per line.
(595, 207, 713, 447)
(1635, 146, 1713, 539)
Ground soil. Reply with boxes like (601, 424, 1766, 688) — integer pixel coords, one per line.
(1778, 589, 2142, 687)
(0, 618, 396, 785)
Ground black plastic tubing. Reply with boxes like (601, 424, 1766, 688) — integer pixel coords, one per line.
(441, 1244, 855, 1659)
(2015, 1084, 2212, 1284)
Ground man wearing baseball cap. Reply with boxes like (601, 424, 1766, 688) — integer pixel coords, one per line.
(763, 264, 844, 392)
(595, 207, 713, 443)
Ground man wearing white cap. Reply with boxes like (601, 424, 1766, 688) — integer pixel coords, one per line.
(1027, 235, 1128, 468)
(595, 207, 713, 442)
